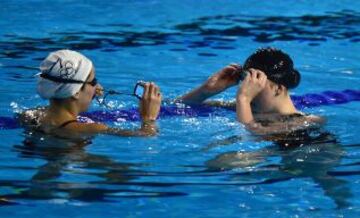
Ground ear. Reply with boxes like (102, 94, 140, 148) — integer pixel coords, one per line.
(72, 92, 80, 100)
(275, 84, 286, 97)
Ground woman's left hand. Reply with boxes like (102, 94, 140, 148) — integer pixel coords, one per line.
(237, 68, 267, 102)
(202, 64, 243, 94)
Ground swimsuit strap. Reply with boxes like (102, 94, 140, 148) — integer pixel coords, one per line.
(290, 112, 305, 117)
(57, 120, 78, 129)
(283, 112, 305, 119)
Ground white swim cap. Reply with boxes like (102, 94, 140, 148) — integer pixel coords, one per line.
(37, 49, 93, 99)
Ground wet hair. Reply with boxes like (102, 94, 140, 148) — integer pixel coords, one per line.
(243, 47, 301, 89)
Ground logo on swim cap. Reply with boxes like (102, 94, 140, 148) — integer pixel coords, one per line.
(45, 58, 82, 79)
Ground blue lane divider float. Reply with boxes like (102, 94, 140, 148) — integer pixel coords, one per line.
(1, 89, 359, 130)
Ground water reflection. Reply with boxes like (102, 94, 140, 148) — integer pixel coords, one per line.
(0, 125, 354, 208)
(206, 128, 353, 209)
(3, 131, 185, 204)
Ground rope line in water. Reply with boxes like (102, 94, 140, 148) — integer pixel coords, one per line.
(1, 89, 359, 130)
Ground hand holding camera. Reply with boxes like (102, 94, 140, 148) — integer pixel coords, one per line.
(138, 82, 162, 122)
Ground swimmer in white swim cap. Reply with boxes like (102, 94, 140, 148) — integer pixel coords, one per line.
(19, 49, 162, 139)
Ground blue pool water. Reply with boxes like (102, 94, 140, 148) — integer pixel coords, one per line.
(1, 0, 360, 217)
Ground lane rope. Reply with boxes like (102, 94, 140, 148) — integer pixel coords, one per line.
(1, 89, 359, 130)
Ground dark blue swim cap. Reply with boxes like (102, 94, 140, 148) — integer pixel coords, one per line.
(243, 47, 301, 89)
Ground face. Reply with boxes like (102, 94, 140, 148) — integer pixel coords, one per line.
(77, 68, 100, 112)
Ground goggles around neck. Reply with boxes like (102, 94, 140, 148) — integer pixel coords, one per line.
(96, 81, 145, 108)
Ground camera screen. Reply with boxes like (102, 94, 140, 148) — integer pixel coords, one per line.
(134, 85, 144, 99)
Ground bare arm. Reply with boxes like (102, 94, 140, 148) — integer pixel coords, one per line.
(180, 84, 218, 104)
(54, 120, 158, 139)
(106, 120, 158, 137)
(179, 64, 243, 104)
(202, 100, 236, 109)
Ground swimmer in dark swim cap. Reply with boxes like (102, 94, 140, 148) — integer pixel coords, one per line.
(180, 47, 323, 137)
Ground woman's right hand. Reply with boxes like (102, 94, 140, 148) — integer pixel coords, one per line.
(139, 82, 162, 121)
(237, 68, 267, 102)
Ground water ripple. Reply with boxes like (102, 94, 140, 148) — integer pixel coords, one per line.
(1, 10, 360, 59)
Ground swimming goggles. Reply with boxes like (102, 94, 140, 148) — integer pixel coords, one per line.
(40, 73, 98, 86)
(234, 68, 249, 82)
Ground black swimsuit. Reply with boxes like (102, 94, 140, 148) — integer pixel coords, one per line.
(257, 113, 305, 127)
